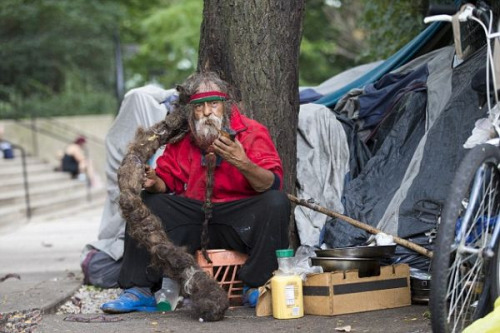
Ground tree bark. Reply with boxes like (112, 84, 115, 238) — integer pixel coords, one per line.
(198, 0, 305, 247)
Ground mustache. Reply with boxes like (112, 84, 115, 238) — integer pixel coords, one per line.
(196, 114, 222, 132)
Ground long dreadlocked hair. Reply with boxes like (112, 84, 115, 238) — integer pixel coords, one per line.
(117, 71, 234, 322)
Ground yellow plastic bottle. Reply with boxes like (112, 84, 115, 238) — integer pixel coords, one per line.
(271, 249, 304, 319)
(463, 296, 500, 333)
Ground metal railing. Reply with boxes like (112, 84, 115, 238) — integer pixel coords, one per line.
(10, 116, 105, 208)
(3, 142, 31, 219)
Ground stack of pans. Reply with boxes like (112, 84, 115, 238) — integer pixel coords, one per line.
(410, 273, 431, 304)
(312, 245, 397, 278)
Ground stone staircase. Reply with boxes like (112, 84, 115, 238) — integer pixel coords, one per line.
(0, 155, 106, 232)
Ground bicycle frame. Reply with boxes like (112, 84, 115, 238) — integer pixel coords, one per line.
(455, 165, 500, 257)
(426, 6, 500, 332)
(426, 4, 499, 107)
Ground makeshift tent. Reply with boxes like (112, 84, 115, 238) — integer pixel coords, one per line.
(295, 12, 489, 270)
(299, 22, 445, 107)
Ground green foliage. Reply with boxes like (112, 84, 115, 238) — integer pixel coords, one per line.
(358, 1, 427, 61)
(0, 0, 461, 117)
(0, 0, 123, 118)
(23, 70, 118, 117)
(300, 0, 368, 86)
(299, 0, 453, 86)
(124, 0, 203, 89)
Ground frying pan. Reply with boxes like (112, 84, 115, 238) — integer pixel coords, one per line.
(311, 257, 380, 277)
(315, 245, 396, 259)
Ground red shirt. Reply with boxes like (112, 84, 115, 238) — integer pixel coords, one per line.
(155, 106, 283, 203)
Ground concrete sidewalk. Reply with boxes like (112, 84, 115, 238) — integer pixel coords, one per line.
(0, 204, 101, 330)
(0, 204, 432, 332)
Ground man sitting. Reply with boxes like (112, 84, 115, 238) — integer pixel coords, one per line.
(101, 71, 290, 313)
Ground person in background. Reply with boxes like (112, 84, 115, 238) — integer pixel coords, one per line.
(61, 136, 88, 180)
(0, 124, 14, 159)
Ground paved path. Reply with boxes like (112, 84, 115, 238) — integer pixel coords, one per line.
(0, 204, 433, 332)
(0, 205, 101, 318)
(0, 206, 101, 275)
(40, 306, 432, 333)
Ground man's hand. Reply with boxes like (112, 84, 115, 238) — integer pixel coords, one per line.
(143, 165, 166, 193)
(212, 136, 248, 169)
(212, 136, 275, 192)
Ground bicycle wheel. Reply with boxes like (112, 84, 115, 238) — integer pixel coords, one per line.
(431, 144, 500, 333)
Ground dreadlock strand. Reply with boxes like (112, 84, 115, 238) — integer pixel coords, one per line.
(201, 152, 217, 263)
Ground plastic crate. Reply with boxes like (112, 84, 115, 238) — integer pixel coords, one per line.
(195, 249, 248, 305)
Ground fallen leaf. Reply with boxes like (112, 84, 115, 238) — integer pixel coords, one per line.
(151, 321, 158, 325)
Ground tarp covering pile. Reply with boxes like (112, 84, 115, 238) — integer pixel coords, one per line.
(296, 44, 488, 270)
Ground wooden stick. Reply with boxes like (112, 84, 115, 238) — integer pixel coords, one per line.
(288, 194, 433, 258)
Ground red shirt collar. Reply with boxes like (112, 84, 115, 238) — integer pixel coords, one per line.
(229, 104, 248, 133)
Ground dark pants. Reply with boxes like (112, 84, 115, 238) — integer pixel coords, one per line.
(61, 154, 79, 178)
(118, 190, 290, 289)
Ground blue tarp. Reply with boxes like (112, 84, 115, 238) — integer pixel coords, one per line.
(315, 22, 444, 108)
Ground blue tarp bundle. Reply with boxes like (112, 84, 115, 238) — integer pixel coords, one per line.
(314, 22, 444, 107)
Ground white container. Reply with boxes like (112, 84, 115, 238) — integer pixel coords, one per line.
(271, 249, 304, 319)
(155, 277, 181, 311)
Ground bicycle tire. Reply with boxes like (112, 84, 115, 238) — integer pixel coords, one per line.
(430, 144, 500, 333)
(491, 218, 500, 303)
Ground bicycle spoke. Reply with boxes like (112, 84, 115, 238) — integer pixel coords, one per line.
(444, 162, 500, 332)
(447, 250, 485, 331)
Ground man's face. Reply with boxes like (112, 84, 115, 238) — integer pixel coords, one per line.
(191, 96, 225, 151)
(193, 100, 224, 121)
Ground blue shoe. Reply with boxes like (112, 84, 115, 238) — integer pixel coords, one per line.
(101, 288, 157, 313)
(242, 286, 259, 308)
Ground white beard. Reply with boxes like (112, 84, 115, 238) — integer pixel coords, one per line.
(194, 113, 223, 150)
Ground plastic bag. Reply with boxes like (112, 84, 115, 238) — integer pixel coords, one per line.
(277, 245, 323, 280)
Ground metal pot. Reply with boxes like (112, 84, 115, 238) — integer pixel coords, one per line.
(315, 245, 396, 259)
(311, 257, 380, 277)
(410, 277, 431, 304)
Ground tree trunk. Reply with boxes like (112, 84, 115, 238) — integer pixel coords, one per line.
(198, 0, 305, 248)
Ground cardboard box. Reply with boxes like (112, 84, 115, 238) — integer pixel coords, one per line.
(256, 282, 272, 317)
(303, 264, 411, 316)
(256, 264, 411, 317)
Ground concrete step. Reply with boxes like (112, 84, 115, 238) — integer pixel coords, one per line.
(0, 181, 88, 206)
(0, 163, 57, 180)
(0, 153, 106, 233)
(0, 187, 106, 232)
(0, 156, 47, 167)
(1, 172, 74, 191)
(31, 193, 105, 224)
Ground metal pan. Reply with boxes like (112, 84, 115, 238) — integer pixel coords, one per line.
(315, 245, 396, 259)
(311, 257, 380, 277)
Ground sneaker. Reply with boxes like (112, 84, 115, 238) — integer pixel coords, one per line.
(101, 288, 157, 313)
(242, 286, 259, 308)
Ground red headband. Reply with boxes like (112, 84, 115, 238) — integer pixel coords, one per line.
(189, 91, 228, 104)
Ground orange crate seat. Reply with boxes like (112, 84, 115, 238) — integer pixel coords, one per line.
(195, 249, 248, 305)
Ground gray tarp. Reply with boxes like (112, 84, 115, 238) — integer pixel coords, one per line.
(81, 86, 174, 263)
(295, 103, 350, 246)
